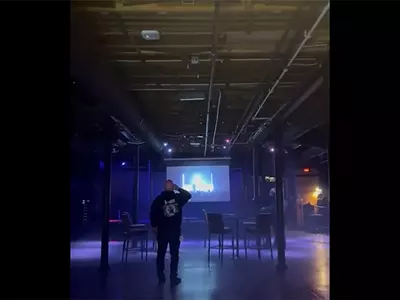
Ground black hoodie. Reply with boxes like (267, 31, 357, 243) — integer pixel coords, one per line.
(150, 188, 192, 234)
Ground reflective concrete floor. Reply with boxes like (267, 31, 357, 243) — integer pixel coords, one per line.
(71, 231, 329, 300)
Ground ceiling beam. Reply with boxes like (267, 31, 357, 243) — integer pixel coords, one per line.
(229, 6, 314, 149)
(245, 4, 329, 147)
(255, 67, 327, 146)
(281, 76, 324, 121)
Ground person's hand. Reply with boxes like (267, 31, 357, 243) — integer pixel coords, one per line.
(173, 184, 179, 190)
(152, 227, 157, 235)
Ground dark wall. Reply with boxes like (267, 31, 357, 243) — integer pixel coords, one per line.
(110, 168, 134, 220)
(70, 150, 100, 239)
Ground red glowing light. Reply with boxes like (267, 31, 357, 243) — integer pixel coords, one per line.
(109, 219, 122, 223)
(303, 168, 310, 172)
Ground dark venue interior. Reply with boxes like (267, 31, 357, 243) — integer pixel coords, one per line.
(71, 0, 329, 299)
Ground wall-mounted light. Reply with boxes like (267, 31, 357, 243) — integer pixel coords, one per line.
(313, 187, 322, 198)
(168, 148, 172, 153)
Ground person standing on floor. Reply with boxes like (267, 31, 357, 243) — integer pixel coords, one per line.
(150, 179, 192, 286)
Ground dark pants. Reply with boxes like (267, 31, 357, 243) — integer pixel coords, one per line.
(156, 230, 180, 280)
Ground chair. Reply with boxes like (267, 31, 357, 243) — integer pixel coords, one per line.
(202, 209, 208, 248)
(244, 213, 273, 261)
(307, 214, 325, 233)
(121, 213, 149, 262)
(206, 213, 235, 265)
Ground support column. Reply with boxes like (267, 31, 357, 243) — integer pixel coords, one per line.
(256, 144, 263, 201)
(99, 128, 114, 275)
(327, 144, 330, 206)
(251, 145, 256, 201)
(274, 123, 287, 271)
(132, 145, 140, 223)
(148, 159, 152, 202)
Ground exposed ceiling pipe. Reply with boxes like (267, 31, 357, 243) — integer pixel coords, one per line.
(211, 89, 222, 152)
(228, 8, 306, 150)
(204, 0, 220, 156)
(248, 102, 289, 142)
(128, 88, 196, 91)
(291, 125, 320, 141)
(128, 83, 297, 91)
(203, 55, 216, 156)
(251, 2, 330, 120)
(112, 58, 317, 64)
(110, 115, 144, 144)
(229, 2, 329, 150)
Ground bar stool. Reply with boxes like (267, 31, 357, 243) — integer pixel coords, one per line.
(206, 213, 235, 266)
(244, 213, 274, 261)
(121, 213, 149, 262)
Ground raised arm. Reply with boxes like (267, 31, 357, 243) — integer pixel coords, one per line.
(175, 185, 192, 207)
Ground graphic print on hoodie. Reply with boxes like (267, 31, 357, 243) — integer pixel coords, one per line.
(163, 199, 179, 218)
(150, 188, 192, 234)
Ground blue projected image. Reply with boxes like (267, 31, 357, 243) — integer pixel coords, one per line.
(167, 165, 230, 202)
(182, 173, 214, 192)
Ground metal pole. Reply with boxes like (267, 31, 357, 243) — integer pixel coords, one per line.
(148, 159, 152, 202)
(211, 89, 222, 152)
(132, 145, 140, 224)
(274, 123, 287, 271)
(136, 145, 140, 222)
(252, 145, 256, 201)
(252, 2, 330, 120)
(327, 143, 330, 206)
(203, 0, 220, 156)
(99, 139, 112, 274)
(257, 146, 261, 198)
